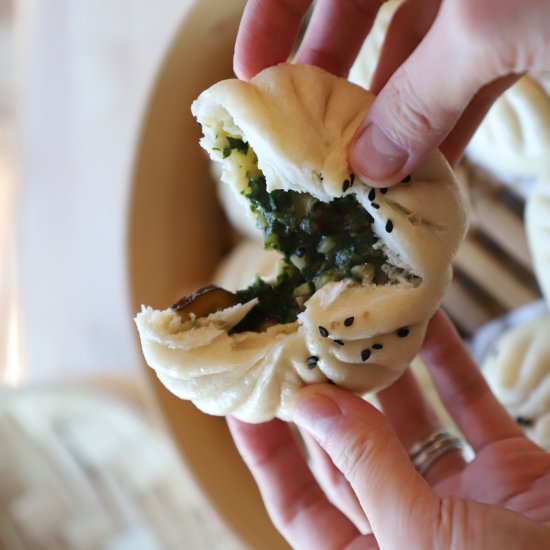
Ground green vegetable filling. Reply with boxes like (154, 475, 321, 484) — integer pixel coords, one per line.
(219, 136, 392, 333)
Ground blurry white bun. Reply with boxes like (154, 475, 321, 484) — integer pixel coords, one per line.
(482, 316, 550, 450)
(136, 64, 467, 422)
(467, 74, 550, 182)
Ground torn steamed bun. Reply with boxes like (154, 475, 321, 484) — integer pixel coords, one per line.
(135, 63, 468, 423)
(482, 316, 550, 450)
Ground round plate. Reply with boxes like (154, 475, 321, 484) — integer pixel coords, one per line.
(128, 1, 289, 548)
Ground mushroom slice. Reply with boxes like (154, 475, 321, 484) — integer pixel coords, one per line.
(171, 286, 237, 322)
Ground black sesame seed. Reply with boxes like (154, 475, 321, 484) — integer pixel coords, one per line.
(319, 326, 329, 338)
(368, 188, 376, 201)
(342, 179, 350, 192)
(385, 219, 393, 233)
(397, 327, 410, 338)
(380, 187, 388, 194)
(515, 416, 533, 427)
(334, 339, 345, 346)
(307, 355, 319, 369)
(361, 349, 371, 361)
(350, 173, 355, 185)
(401, 175, 412, 183)
(296, 246, 306, 257)
(371, 202, 380, 209)
(344, 316, 355, 327)
(372, 343, 383, 350)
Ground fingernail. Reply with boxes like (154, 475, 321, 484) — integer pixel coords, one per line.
(351, 123, 408, 181)
(292, 391, 342, 443)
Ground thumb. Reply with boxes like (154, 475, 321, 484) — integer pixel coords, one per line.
(350, 3, 502, 186)
(292, 384, 439, 549)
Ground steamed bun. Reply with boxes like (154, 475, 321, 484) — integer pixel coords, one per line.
(135, 64, 467, 422)
(482, 316, 550, 450)
(467, 74, 550, 184)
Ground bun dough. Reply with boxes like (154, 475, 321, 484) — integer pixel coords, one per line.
(349, 0, 402, 90)
(482, 316, 550, 450)
(136, 63, 468, 423)
(212, 161, 261, 241)
(526, 178, 550, 305)
(466, 74, 550, 182)
(214, 240, 281, 292)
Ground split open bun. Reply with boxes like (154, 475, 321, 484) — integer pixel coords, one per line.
(482, 316, 550, 450)
(135, 63, 468, 423)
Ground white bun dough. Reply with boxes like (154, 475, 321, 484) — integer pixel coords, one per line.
(466, 74, 550, 185)
(136, 64, 468, 422)
(526, 178, 550, 306)
(212, 160, 261, 241)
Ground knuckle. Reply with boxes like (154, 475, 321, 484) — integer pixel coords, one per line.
(380, 70, 452, 148)
(328, 422, 386, 481)
(448, 0, 533, 74)
(434, 496, 474, 548)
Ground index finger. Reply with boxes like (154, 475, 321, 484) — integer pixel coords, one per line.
(234, 0, 313, 79)
(420, 310, 524, 452)
(227, 416, 369, 549)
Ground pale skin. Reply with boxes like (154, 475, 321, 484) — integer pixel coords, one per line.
(228, 311, 550, 549)
(234, 0, 550, 184)
(230, 2, 550, 547)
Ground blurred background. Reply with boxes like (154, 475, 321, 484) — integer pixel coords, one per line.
(0, 1, 248, 548)
(1, 0, 549, 548)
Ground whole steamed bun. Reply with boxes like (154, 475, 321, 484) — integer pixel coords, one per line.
(135, 63, 468, 423)
(482, 316, 550, 450)
(467, 74, 550, 184)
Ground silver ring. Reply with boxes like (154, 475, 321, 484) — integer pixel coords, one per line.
(408, 429, 464, 476)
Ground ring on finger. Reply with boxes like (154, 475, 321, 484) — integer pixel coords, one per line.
(407, 428, 464, 476)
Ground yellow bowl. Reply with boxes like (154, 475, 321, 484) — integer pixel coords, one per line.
(128, 1, 289, 548)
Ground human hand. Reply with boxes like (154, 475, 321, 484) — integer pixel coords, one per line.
(234, 0, 550, 184)
(228, 310, 550, 549)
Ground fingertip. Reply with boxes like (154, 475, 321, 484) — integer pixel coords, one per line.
(233, 29, 265, 80)
(294, 383, 437, 547)
(232, 57, 254, 80)
(350, 122, 411, 187)
(292, 384, 385, 443)
(292, 384, 344, 444)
